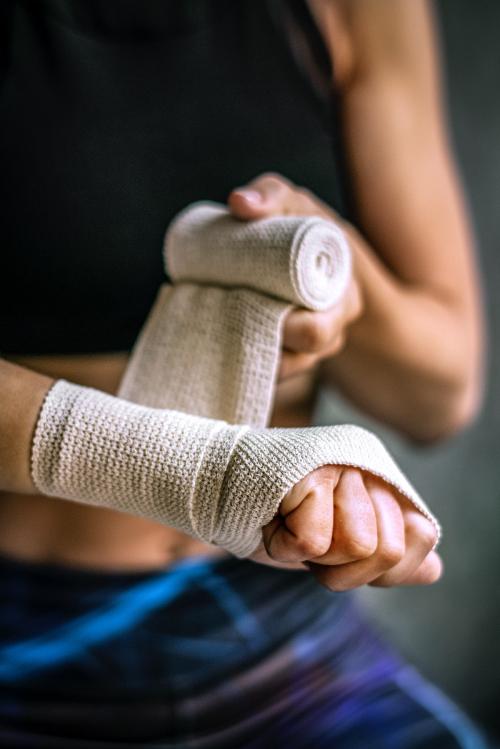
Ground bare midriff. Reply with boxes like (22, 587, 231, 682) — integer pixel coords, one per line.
(0, 353, 317, 571)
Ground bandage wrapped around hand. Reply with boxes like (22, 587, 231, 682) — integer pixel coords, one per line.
(31, 380, 440, 558)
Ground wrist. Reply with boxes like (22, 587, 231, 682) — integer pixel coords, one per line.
(0, 358, 54, 495)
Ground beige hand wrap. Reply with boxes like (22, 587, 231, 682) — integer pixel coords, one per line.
(31, 203, 440, 556)
(32, 382, 438, 557)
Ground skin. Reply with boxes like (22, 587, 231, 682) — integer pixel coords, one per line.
(0, 0, 483, 590)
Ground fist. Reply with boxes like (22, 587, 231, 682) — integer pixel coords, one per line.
(253, 465, 442, 590)
(228, 173, 362, 381)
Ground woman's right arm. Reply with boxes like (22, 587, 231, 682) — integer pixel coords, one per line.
(0, 357, 441, 587)
(0, 358, 53, 494)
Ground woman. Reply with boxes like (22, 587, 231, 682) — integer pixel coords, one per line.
(0, 1, 487, 746)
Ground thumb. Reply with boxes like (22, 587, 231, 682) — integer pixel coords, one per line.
(263, 477, 335, 562)
(228, 173, 293, 220)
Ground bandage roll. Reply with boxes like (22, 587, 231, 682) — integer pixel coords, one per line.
(119, 202, 353, 427)
(165, 202, 352, 310)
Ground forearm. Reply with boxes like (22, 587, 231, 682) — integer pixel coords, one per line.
(0, 358, 54, 493)
(321, 225, 485, 442)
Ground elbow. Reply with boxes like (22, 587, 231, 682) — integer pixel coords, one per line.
(406, 373, 485, 446)
(428, 385, 482, 444)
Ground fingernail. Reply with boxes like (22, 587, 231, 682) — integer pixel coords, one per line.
(232, 188, 262, 205)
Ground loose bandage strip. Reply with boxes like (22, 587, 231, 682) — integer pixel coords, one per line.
(31, 204, 440, 556)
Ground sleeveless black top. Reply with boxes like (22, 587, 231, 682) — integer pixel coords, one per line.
(0, 0, 353, 354)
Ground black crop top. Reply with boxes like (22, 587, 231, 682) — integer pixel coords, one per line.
(0, 0, 353, 354)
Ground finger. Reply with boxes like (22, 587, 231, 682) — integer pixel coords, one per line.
(228, 173, 295, 220)
(263, 472, 337, 563)
(344, 280, 363, 323)
(369, 509, 439, 587)
(249, 537, 307, 571)
(311, 478, 405, 591)
(279, 350, 322, 381)
(283, 307, 346, 354)
(228, 172, 344, 227)
(400, 551, 443, 586)
(279, 465, 342, 516)
(228, 173, 325, 221)
(282, 281, 362, 357)
(312, 468, 378, 565)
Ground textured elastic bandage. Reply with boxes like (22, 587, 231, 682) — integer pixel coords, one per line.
(32, 380, 440, 557)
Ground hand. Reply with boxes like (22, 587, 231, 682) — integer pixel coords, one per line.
(253, 465, 442, 590)
(228, 173, 363, 381)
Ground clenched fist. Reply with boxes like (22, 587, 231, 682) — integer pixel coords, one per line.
(251, 465, 441, 591)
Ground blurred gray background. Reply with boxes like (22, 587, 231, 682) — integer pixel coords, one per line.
(317, 0, 500, 739)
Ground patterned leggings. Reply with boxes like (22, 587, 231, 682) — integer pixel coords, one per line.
(0, 554, 489, 748)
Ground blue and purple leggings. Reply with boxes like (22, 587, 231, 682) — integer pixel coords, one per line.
(0, 554, 488, 748)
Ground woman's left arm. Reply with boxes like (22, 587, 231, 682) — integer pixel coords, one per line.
(230, 0, 485, 443)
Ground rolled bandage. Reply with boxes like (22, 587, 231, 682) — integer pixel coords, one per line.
(31, 381, 440, 558)
(118, 203, 352, 427)
(166, 202, 352, 310)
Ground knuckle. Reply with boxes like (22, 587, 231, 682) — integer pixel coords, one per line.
(295, 185, 316, 207)
(421, 568, 441, 585)
(319, 573, 353, 593)
(259, 172, 291, 191)
(343, 466, 368, 488)
(421, 522, 438, 549)
(342, 534, 377, 560)
(428, 561, 443, 584)
(378, 541, 405, 567)
(406, 514, 438, 550)
(306, 465, 340, 489)
(297, 533, 330, 559)
(300, 319, 330, 352)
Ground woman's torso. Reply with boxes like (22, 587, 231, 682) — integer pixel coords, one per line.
(0, 0, 351, 570)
